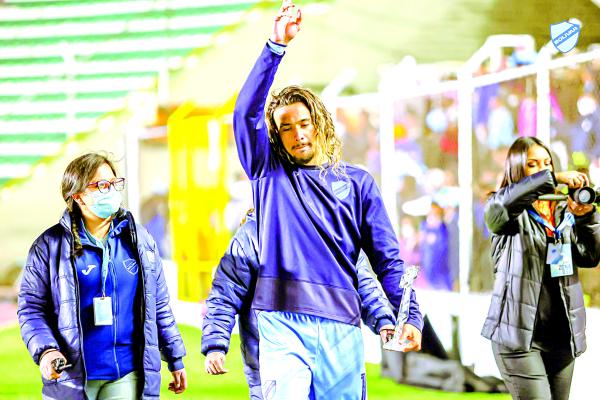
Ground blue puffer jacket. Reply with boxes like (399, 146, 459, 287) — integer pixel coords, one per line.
(17, 210, 186, 400)
(201, 212, 396, 391)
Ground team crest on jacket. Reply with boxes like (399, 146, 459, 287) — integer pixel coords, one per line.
(332, 180, 351, 200)
(123, 259, 139, 275)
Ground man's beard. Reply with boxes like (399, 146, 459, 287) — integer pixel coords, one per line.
(291, 147, 315, 165)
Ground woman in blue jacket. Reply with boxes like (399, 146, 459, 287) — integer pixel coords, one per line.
(18, 153, 187, 400)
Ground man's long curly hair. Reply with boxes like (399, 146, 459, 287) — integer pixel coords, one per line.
(266, 85, 344, 177)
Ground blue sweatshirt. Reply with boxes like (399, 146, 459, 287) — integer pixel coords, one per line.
(233, 43, 423, 330)
(202, 212, 397, 390)
(75, 217, 140, 380)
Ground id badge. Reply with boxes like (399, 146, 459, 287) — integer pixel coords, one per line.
(547, 243, 574, 278)
(93, 297, 113, 326)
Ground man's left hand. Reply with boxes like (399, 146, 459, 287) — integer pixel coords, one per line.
(168, 369, 187, 394)
(399, 323, 422, 352)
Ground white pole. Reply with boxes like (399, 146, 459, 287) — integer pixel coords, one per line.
(378, 74, 398, 236)
(536, 43, 554, 144)
(321, 67, 357, 115)
(456, 35, 535, 295)
(125, 117, 142, 220)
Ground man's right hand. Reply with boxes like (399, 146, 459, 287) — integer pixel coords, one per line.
(39, 350, 67, 380)
(205, 351, 228, 375)
(270, 0, 302, 45)
(379, 324, 395, 344)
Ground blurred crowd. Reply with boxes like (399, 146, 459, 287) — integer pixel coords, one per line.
(328, 53, 599, 296)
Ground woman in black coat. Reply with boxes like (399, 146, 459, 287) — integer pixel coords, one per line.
(481, 137, 600, 400)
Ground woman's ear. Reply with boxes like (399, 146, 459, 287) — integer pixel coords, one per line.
(72, 194, 84, 207)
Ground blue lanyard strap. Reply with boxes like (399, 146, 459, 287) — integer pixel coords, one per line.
(83, 223, 112, 297)
(527, 209, 574, 241)
(100, 243, 110, 297)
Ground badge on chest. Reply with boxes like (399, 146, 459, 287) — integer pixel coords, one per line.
(93, 296, 113, 325)
(547, 242, 574, 278)
(528, 209, 575, 278)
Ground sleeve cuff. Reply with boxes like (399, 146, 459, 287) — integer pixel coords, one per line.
(201, 341, 229, 356)
(206, 349, 226, 355)
(168, 358, 185, 372)
(38, 348, 59, 365)
(407, 316, 424, 332)
(267, 39, 287, 56)
(375, 317, 395, 333)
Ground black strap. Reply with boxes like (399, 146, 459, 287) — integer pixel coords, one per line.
(126, 211, 138, 249)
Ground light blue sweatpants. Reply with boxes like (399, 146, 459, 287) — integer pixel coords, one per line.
(257, 311, 366, 400)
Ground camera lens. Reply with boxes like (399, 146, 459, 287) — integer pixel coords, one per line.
(573, 187, 596, 205)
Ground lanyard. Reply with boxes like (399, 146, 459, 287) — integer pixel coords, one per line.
(83, 224, 112, 297)
(527, 209, 574, 241)
(99, 243, 110, 297)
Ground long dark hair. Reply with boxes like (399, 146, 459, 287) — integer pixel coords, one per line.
(61, 153, 118, 256)
(266, 85, 344, 177)
(497, 137, 555, 190)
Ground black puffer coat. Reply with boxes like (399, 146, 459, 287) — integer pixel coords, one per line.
(481, 170, 600, 357)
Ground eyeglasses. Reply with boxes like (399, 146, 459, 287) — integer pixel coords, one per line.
(87, 178, 126, 193)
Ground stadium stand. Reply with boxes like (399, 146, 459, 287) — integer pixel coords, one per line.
(0, 0, 267, 189)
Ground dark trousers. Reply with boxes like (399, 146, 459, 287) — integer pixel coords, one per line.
(492, 342, 575, 400)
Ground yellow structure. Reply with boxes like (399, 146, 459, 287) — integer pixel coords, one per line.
(168, 100, 233, 302)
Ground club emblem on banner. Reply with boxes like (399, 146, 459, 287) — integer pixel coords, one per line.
(550, 21, 581, 54)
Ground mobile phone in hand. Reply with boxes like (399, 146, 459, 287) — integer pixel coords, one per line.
(51, 358, 72, 373)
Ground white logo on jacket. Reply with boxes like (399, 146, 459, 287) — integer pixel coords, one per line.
(82, 264, 97, 276)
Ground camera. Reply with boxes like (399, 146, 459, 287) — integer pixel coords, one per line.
(568, 186, 600, 205)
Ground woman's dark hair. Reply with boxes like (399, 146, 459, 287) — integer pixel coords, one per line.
(61, 153, 118, 256)
(497, 137, 555, 190)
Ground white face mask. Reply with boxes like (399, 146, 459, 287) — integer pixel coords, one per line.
(87, 189, 122, 219)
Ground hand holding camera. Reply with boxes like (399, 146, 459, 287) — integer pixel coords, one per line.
(566, 196, 595, 216)
(555, 171, 589, 190)
(555, 170, 597, 215)
(538, 171, 598, 214)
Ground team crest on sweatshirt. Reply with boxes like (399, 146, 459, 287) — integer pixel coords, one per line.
(332, 180, 351, 200)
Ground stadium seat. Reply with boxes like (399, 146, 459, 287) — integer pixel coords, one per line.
(0, 0, 264, 188)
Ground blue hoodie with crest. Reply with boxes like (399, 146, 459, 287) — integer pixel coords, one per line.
(233, 43, 423, 331)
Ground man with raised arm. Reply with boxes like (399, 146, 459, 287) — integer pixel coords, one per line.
(233, 1, 423, 398)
